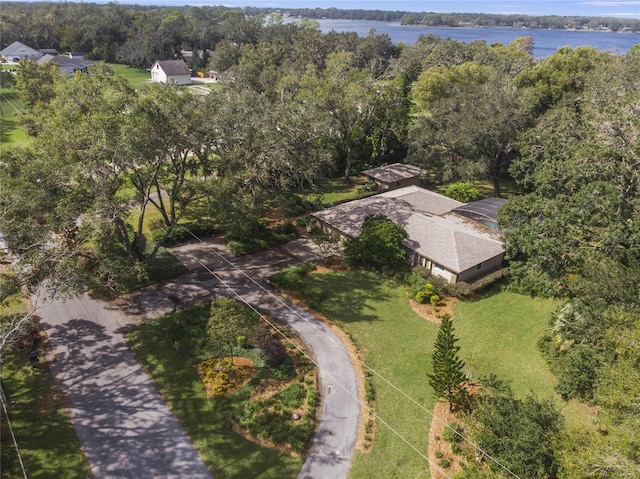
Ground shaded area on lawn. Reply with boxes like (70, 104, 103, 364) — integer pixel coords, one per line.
(1, 345, 92, 479)
(126, 305, 305, 479)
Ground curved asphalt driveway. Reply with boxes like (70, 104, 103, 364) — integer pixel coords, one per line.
(145, 237, 362, 479)
(38, 237, 360, 479)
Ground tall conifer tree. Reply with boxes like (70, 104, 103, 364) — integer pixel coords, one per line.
(428, 314, 467, 411)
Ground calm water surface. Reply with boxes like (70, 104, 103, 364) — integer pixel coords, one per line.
(312, 19, 640, 57)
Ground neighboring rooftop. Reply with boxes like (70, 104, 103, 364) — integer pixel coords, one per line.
(154, 59, 191, 75)
(0, 40, 43, 61)
(37, 54, 95, 76)
(363, 163, 421, 183)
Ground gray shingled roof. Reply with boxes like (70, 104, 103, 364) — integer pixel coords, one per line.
(155, 60, 191, 75)
(312, 186, 504, 274)
(380, 185, 464, 215)
(363, 163, 421, 183)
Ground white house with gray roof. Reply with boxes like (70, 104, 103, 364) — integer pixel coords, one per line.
(0, 41, 44, 62)
(312, 185, 505, 284)
(150, 59, 192, 85)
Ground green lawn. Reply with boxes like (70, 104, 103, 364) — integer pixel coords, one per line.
(106, 63, 151, 90)
(454, 287, 560, 398)
(0, 88, 29, 146)
(298, 271, 439, 478)
(1, 348, 93, 479)
(126, 304, 304, 479)
(306, 176, 370, 206)
(286, 270, 586, 478)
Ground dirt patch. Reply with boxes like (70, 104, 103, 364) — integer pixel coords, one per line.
(311, 256, 347, 274)
(428, 402, 466, 478)
(409, 297, 457, 324)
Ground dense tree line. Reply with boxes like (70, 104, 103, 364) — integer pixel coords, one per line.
(3, 2, 639, 67)
(400, 12, 640, 32)
(1, 4, 639, 475)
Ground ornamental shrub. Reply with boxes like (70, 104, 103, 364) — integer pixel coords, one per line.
(415, 289, 428, 303)
(444, 182, 481, 202)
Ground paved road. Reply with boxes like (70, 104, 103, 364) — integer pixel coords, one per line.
(38, 238, 360, 479)
(38, 295, 213, 479)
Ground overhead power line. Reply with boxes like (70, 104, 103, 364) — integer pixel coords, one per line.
(163, 224, 521, 479)
(192, 256, 454, 479)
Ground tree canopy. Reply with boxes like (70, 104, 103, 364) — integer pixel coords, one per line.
(343, 214, 408, 270)
(2, 8, 639, 473)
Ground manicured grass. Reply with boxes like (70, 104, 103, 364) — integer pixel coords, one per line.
(286, 270, 589, 478)
(298, 271, 440, 478)
(0, 89, 29, 146)
(307, 176, 370, 206)
(1, 348, 93, 479)
(106, 63, 151, 90)
(454, 286, 560, 398)
(126, 304, 304, 479)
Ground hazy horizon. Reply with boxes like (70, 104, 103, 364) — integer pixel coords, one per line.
(29, 0, 640, 19)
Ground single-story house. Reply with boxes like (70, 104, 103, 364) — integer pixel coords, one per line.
(37, 54, 94, 76)
(1, 41, 44, 62)
(312, 185, 506, 284)
(363, 163, 422, 191)
(150, 59, 192, 85)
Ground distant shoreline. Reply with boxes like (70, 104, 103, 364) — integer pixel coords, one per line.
(393, 24, 639, 34)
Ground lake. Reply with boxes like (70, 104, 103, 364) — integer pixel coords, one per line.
(310, 19, 640, 57)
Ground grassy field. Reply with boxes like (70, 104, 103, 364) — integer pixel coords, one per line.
(0, 88, 29, 146)
(298, 270, 440, 477)
(306, 176, 370, 206)
(126, 303, 304, 479)
(106, 63, 151, 90)
(1, 349, 93, 479)
(285, 270, 584, 478)
(454, 286, 560, 398)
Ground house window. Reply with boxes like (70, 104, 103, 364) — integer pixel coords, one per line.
(477, 263, 482, 270)
(433, 263, 444, 270)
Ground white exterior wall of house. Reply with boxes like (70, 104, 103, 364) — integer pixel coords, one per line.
(165, 73, 191, 85)
(151, 63, 168, 83)
(456, 254, 504, 283)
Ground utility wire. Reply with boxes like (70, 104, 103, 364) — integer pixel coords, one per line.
(1, 386, 29, 479)
(166, 224, 521, 478)
(192, 256, 453, 479)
